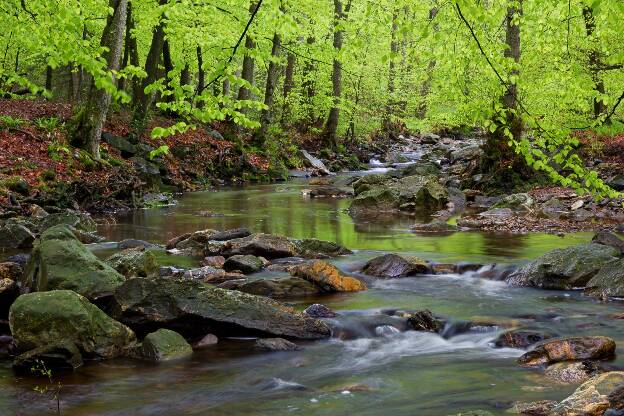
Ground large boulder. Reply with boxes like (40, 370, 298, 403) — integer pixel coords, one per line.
(222, 277, 322, 299)
(362, 254, 430, 278)
(223, 254, 265, 274)
(292, 238, 352, 258)
(9, 290, 136, 361)
(584, 259, 624, 298)
(22, 225, 125, 302)
(110, 278, 331, 340)
(592, 232, 624, 255)
(32, 209, 96, 233)
(518, 336, 616, 367)
(506, 244, 620, 290)
(222, 234, 298, 259)
(140, 329, 193, 361)
(0, 220, 35, 249)
(291, 261, 367, 292)
(106, 248, 160, 278)
(550, 372, 624, 415)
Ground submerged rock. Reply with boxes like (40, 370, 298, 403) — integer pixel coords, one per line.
(507, 244, 620, 290)
(10, 290, 136, 362)
(550, 372, 624, 415)
(254, 338, 300, 352)
(140, 329, 193, 361)
(362, 253, 430, 278)
(492, 330, 552, 349)
(22, 225, 125, 302)
(518, 336, 616, 367)
(291, 261, 367, 292)
(223, 254, 265, 274)
(106, 247, 160, 278)
(110, 278, 331, 340)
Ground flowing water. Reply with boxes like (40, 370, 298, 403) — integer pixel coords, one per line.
(2, 179, 624, 416)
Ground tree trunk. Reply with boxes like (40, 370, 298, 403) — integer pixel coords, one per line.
(45, 65, 53, 96)
(236, 1, 259, 111)
(281, 49, 296, 124)
(162, 39, 174, 105)
(383, 8, 400, 129)
(302, 36, 316, 127)
(324, 0, 349, 149)
(501, 0, 522, 141)
(118, 1, 134, 92)
(583, 6, 607, 121)
(416, 6, 439, 119)
(256, 32, 282, 141)
(132, 0, 168, 133)
(196, 46, 205, 107)
(70, 0, 127, 160)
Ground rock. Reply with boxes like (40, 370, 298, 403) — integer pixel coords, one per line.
(406, 310, 443, 332)
(478, 207, 514, 219)
(71, 227, 104, 244)
(362, 254, 430, 278)
(174, 229, 217, 251)
(110, 278, 331, 340)
(254, 338, 300, 351)
(0, 277, 19, 318)
(421, 132, 441, 143)
(585, 258, 624, 298)
(592, 232, 624, 254)
(223, 255, 265, 274)
(10, 290, 136, 361)
(291, 261, 367, 292)
(571, 200, 585, 210)
(492, 330, 552, 349)
(182, 266, 232, 282)
(0, 220, 35, 249)
(518, 336, 616, 367)
(507, 244, 620, 290)
(222, 234, 298, 259)
(106, 248, 160, 278)
(166, 232, 191, 250)
(304, 304, 336, 318)
(450, 144, 483, 162)
(140, 329, 192, 361)
(608, 175, 624, 192)
(0, 262, 22, 281)
(13, 342, 84, 372)
(117, 239, 159, 250)
(202, 256, 226, 268)
(411, 220, 459, 233)
(301, 150, 331, 176)
(493, 193, 534, 212)
(545, 361, 602, 384)
(33, 209, 96, 233)
(131, 157, 162, 187)
(193, 333, 218, 349)
(292, 238, 352, 258)
(209, 228, 252, 242)
(6, 253, 29, 268)
(508, 400, 557, 415)
(224, 277, 322, 299)
(550, 372, 624, 415)
(26, 204, 48, 218)
(22, 225, 125, 302)
(308, 186, 353, 198)
(102, 132, 137, 157)
(5, 177, 29, 195)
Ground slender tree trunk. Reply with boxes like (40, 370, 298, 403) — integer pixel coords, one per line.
(132, 0, 168, 133)
(416, 5, 439, 119)
(501, 0, 522, 141)
(324, 0, 350, 148)
(236, 1, 259, 110)
(118, 1, 135, 92)
(196, 46, 205, 107)
(256, 32, 282, 141)
(71, 0, 127, 160)
(383, 8, 399, 129)
(302, 36, 316, 127)
(583, 6, 607, 121)
(162, 39, 174, 105)
(45, 65, 53, 96)
(281, 50, 296, 124)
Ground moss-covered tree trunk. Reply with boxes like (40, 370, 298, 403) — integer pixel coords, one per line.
(236, 1, 259, 113)
(583, 5, 607, 121)
(70, 0, 127, 160)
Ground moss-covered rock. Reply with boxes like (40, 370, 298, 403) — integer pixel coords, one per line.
(140, 329, 192, 361)
(31, 209, 96, 233)
(584, 259, 624, 299)
(0, 219, 35, 249)
(9, 290, 136, 359)
(222, 233, 298, 259)
(110, 277, 331, 340)
(22, 225, 125, 302)
(292, 238, 352, 258)
(106, 247, 160, 278)
(223, 254, 265, 274)
(507, 244, 620, 290)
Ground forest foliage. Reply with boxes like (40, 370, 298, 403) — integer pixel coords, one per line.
(1, 0, 623, 195)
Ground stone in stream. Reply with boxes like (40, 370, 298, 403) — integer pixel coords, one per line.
(545, 361, 603, 384)
(362, 253, 431, 278)
(549, 372, 624, 415)
(193, 334, 218, 349)
(9, 290, 136, 366)
(222, 277, 321, 299)
(110, 278, 331, 340)
(304, 304, 337, 318)
(291, 261, 367, 292)
(411, 220, 459, 233)
(0, 220, 35, 249)
(492, 193, 534, 212)
(300, 149, 331, 176)
(492, 330, 552, 349)
(209, 228, 252, 242)
(584, 259, 624, 299)
(140, 329, 193, 361)
(254, 338, 300, 352)
(405, 310, 444, 333)
(517, 336, 616, 367)
(221, 234, 299, 259)
(106, 247, 160, 278)
(13, 342, 84, 372)
(117, 239, 160, 250)
(30, 209, 97, 233)
(223, 254, 265, 274)
(292, 238, 352, 258)
(506, 244, 620, 290)
(202, 255, 226, 268)
(592, 232, 624, 255)
(22, 225, 126, 302)
(508, 400, 557, 415)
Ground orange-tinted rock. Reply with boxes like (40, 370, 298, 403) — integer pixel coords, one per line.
(518, 336, 616, 367)
(292, 261, 367, 292)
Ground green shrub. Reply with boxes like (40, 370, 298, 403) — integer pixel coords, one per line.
(34, 117, 61, 131)
(0, 115, 24, 130)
